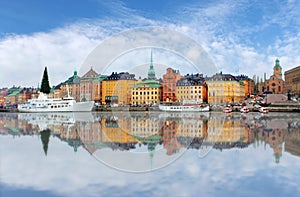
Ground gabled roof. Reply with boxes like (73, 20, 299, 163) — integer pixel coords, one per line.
(82, 67, 99, 79)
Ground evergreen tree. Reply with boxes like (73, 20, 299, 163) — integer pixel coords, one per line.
(41, 129, 51, 156)
(41, 67, 51, 94)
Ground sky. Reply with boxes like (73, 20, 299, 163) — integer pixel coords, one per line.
(0, 0, 300, 87)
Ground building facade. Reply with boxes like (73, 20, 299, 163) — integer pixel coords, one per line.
(162, 68, 183, 102)
(176, 74, 208, 103)
(131, 80, 162, 105)
(101, 72, 136, 105)
(61, 70, 81, 101)
(235, 75, 255, 97)
(284, 65, 300, 97)
(80, 68, 99, 101)
(259, 59, 285, 94)
(207, 73, 245, 104)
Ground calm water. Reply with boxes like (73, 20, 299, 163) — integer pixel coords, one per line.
(1, 111, 300, 197)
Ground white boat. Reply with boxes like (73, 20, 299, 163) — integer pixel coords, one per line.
(223, 106, 232, 113)
(259, 107, 269, 113)
(240, 106, 249, 113)
(18, 92, 94, 112)
(158, 100, 209, 112)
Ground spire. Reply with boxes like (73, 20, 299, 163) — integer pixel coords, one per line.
(148, 50, 156, 80)
(150, 50, 153, 69)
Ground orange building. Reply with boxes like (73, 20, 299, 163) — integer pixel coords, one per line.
(162, 68, 183, 102)
(101, 72, 136, 105)
(236, 75, 255, 97)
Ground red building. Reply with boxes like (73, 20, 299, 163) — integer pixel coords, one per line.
(162, 68, 183, 102)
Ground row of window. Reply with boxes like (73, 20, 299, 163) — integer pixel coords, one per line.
(132, 96, 158, 100)
(132, 91, 158, 95)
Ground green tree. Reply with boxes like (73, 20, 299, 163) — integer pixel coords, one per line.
(41, 66, 51, 94)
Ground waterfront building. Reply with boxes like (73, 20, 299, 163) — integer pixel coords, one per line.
(61, 70, 81, 101)
(259, 59, 285, 94)
(93, 75, 107, 104)
(131, 80, 162, 105)
(53, 84, 62, 99)
(235, 75, 255, 97)
(207, 72, 245, 104)
(131, 51, 162, 105)
(0, 88, 8, 105)
(284, 65, 300, 97)
(6, 87, 21, 105)
(80, 67, 99, 101)
(176, 73, 208, 103)
(101, 72, 136, 105)
(162, 68, 183, 102)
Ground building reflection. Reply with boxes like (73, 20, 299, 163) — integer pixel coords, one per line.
(0, 113, 299, 163)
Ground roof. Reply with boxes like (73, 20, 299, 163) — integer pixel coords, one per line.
(133, 80, 161, 89)
(274, 59, 282, 70)
(82, 67, 99, 79)
(208, 72, 237, 81)
(104, 72, 135, 81)
(63, 71, 81, 84)
(7, 89, 20, 97)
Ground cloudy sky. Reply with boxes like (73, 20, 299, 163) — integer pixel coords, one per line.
(1, 0, 300, 87)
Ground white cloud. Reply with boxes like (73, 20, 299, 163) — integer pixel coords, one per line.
(1, 0, 300, 88)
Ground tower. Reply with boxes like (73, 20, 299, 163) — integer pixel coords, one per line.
(148, 50, 156, 80)
(273, 59, 282, 80)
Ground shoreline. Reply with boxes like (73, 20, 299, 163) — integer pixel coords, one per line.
(1, 105, 299, 113)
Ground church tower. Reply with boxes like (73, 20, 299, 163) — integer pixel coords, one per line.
(148, 50, 156, 80)
(273, 59, 282, 80)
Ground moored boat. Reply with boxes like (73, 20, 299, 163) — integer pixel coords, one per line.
(259, 107, 269, 113)
(18, 92, 94, 112)
(240, 106, 249, 113)
(158, 100, 209, 112)
(223, 106, 232, 113)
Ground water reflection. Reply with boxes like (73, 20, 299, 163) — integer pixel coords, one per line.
(1, 112, 299, 164)
(1, 112, 300, 197)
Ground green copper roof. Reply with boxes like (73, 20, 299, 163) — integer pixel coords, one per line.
(94, 75, 107, 82)
(133, 80, 161, 89)
(7, 89, 20, 97)
(274, 59, 282, 69)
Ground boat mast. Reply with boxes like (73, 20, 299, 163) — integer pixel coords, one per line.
(66, 83, 71, 98)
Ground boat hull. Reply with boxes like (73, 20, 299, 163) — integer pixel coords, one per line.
(18, 101, 94, 112)
(158, 105, 209, 112)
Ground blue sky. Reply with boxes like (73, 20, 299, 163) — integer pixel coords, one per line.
(0, 0, 300, 87)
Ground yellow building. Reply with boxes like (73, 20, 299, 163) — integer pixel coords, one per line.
(131, 80, 162, 105)
(207, 73, 245, 104)
(101, 72, 136, 105)
(176, 74, 208, 103)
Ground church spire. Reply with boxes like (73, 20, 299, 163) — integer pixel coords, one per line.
(148, 50, 156, 80)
